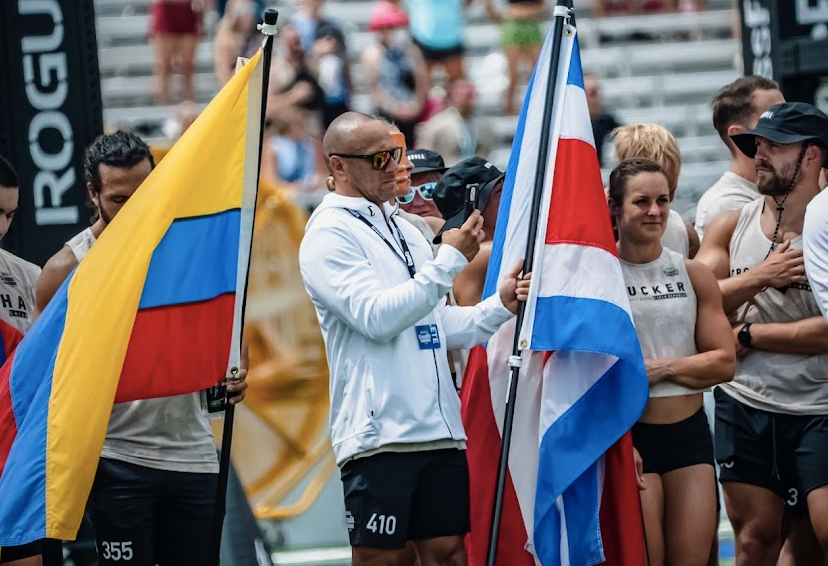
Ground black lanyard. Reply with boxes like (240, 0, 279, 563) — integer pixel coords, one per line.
(344, 208, 416, 278)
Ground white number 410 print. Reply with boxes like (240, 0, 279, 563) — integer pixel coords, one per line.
(366, 513, 397, 535)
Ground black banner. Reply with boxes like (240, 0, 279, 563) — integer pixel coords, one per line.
(738, 0, 779, 80)
(0, 0, 103, 266)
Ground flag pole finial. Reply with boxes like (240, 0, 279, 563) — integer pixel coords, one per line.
(258, 9, 279, 36)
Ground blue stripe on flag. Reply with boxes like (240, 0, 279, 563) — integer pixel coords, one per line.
(530, 295, 643, 363)
(484, 30, 553, 302)
(535, 461, 604, 566)
(567, 38, 585, 88)
(0, 276, 71, 545)
(139, 209, 240, 309)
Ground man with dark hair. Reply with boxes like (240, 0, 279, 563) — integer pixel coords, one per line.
(696, 102, 828, 566)
(35, 131, 248, 566)
(694, 76, 785, 239)
(0, 154, 44, 566)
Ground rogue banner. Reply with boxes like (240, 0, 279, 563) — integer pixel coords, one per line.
(0, 0, 103, 266)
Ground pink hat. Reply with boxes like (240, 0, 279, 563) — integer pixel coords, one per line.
(368, 1, 409, 32)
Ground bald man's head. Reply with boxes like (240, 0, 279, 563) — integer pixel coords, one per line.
(323, 112, 400, 205)
(323, 112, 379, 158)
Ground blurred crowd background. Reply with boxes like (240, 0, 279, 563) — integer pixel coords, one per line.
(98, 0, 738, 218)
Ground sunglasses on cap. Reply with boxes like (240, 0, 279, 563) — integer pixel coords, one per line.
(396, 182, 437, 204)
(329, 147, 403, 170)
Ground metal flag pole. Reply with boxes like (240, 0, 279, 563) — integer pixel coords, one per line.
(212, 9, 278, 566)
(485, 2, 572, 565)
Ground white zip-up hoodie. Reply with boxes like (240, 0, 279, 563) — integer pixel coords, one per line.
(299, 193, 513, 465)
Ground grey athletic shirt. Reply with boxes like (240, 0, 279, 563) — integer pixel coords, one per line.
(67, 228, 218, 473)
(722, 198, 828, 415)
(621, 247, 700, 398)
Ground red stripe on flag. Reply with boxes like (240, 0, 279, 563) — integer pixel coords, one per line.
(546, 138, 617, 256)
(462, 345, 536, 566)
(115, 293, 235, 403)
(0, 321, 25, 475)
(598, 431, 648, 566)
(0, 353, 17, 475)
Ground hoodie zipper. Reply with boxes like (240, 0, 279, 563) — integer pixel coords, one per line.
(432, 349, 453, 437)
(383, 211, 453, 437)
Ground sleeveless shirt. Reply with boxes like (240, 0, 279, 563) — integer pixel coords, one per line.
(66, 228, 219, 473)
(661, 209, 689, 258)
(722, 198, 828, 415)
(621, 248, 699, 397)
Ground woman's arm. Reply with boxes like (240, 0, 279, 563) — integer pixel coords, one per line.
(645, 259, 736, 389)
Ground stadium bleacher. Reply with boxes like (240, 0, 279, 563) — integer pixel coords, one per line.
(94, 0, 739, 215)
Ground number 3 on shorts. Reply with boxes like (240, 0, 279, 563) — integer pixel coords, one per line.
(101, 541, 134, 561)
(366, 513, 397, 535)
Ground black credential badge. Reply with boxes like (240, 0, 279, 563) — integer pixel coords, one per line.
(205, 383, 227, 413)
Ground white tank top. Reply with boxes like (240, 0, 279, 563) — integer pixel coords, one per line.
(661, 209, 689, 258)
(621, 248, 699, 397)
(65, 228, 219, 472)
(722, 198, 828, 415)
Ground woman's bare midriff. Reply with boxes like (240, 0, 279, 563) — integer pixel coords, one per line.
(640, 392, 704, 424)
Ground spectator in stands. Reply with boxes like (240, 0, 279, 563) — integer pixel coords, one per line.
(261, 105, 325, 196)
(592, 0, 706, 17)
(585, 73, 620, 167)
(162, 100, 201, 141)
(362, 2, 429, 146)
(405, 0, 467, 89)
(213, 0, 261, 86)
(418, 79, 491, 167)
(485, 0, 546, 116)
(268, 24, 326, 130)
(292, 0, 352, 127)
(150, 0, 203, 105)
(216, 0, 264, 18)
(612, 123, 700, 259)
(694, 76, 785, 239)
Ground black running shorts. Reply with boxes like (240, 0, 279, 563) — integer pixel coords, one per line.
(341, 448, 470, 549)
(1, 541, 41, 562)
(632, 407, 715, 475)
(715, 387, 828, 507)
(87, 458, 219, 566)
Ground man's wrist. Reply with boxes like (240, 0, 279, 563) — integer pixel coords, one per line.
(738, 322, 753, 349)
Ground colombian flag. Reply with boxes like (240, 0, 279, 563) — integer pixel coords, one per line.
(0, 49, 265, 545)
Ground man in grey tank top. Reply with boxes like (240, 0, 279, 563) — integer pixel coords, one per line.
(695, 103, 828, 566)
(36, 132, 249, 566)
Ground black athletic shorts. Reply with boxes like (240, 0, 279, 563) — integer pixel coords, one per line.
(87, 457, 219, 566)
(632, 408, 715, 475)
(341, 448, 470, 549)
(1, 541, 41, 562)
(412, 37, 465, 62)
(715, 387, 828, 506)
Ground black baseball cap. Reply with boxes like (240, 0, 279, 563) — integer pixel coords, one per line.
(433, 157, 505, 244)
(731, 102, 828, 165)
(407, 149, 448, 175)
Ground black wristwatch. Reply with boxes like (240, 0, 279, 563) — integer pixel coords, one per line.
(738, 322, 753, 349)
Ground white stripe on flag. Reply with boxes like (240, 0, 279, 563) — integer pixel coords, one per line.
(559, 83, 596, 146)
(518, 30, 576, 346)
(535, 244, 631, 317)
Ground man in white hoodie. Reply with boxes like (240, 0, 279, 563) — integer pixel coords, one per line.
(300, 112, 528, 566)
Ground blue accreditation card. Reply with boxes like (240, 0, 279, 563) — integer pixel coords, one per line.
(415, 324, 441, 350)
